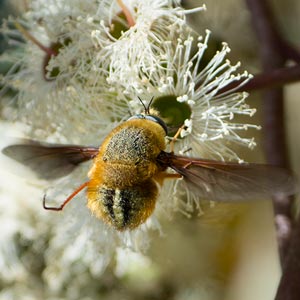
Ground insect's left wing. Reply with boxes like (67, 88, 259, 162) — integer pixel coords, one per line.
(157, 151, 298, 201)
(2, 139, 99, 180)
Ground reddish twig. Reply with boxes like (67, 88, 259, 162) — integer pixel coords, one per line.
(117, 0, 135, 27)
(220, 64, 300, 93)
(245, 0, 295, 262)
(14, 21, 57, 57)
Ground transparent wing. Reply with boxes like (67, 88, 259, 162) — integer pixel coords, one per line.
(157, 152, 298, 201)
(2, 139, 99, 180)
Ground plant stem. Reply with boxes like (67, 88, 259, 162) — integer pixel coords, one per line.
(245, 0, 300, 298)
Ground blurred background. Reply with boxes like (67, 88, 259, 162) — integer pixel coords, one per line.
(0, 0, 300, 299)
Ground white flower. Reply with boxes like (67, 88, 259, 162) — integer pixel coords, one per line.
(1, 1, 206, 142)
(0, 1, 124, 141)
(92, 0, 206, 93)
(122, 32, 258, 160)
(116, 32, 260, 216)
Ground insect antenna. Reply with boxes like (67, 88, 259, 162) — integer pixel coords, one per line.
(43, 181, 89, 211)
(146, 96, 155, 114)
(137, 96, 148, 114)
(137, 96, 155, 115)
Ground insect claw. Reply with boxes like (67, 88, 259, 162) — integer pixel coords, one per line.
(42, 181, 89, 212)
(43, 194, 63, 211)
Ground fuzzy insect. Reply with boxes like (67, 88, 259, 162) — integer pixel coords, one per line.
(3, 110, 297, 230)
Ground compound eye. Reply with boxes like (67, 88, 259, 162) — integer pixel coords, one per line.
(127, 114, 145, 121)
(127, 114, 168, 135)
(145, 115, 168, 135)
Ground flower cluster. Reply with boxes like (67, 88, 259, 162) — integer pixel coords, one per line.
(0, 0, 259, 297)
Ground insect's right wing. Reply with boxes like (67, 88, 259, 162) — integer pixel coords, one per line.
(2, 139, 99, 180)
(157, 151, 298, 201)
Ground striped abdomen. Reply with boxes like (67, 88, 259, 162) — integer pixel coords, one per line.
(87, 180, 158, 230)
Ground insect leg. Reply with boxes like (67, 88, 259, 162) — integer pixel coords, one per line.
(169, 124, 187, 153)
(43, 181, 89, 211)
(154, 172, 182, 186)
(163, 173, 182, 179)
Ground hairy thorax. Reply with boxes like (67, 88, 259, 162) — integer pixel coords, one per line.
(89, 119, 166, 188)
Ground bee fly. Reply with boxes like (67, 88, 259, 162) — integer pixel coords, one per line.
(2, 100, 297, 230)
